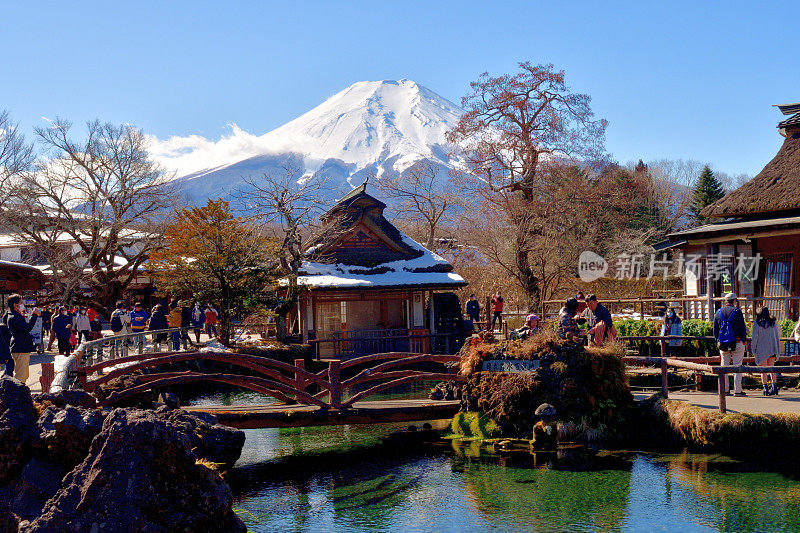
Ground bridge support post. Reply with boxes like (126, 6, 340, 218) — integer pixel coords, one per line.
(294, 358, 307, 400)
(328, 359, 342, 410)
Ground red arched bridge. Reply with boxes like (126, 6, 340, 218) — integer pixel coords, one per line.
(75, 350, 465, 428)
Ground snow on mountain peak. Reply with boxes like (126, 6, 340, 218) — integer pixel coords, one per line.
(148, 80, 464, 202)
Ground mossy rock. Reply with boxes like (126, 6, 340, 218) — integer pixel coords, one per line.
(450, 412, 501, 439)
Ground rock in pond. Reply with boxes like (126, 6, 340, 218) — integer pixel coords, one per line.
(22, 408, 246, 533)
(34, 405, 105, 468)
(32, 390, 96, 409)
(0, 377, 38, 484)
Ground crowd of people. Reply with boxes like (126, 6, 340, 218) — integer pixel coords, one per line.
(0, 294, 222, 385)
(463, 290, 800, 398)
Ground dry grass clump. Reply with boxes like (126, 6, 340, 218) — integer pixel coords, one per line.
(459, 333, 632, 438)
(657, 399, 800, 454)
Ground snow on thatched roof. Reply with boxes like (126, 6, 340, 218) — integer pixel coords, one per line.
(294, 185, 466, 290)
(297, 231, 466, 290)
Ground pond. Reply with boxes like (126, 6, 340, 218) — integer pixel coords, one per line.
(191, 393, 800, 532)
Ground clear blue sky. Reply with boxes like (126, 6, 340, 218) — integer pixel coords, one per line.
(2, 1, 798, 177)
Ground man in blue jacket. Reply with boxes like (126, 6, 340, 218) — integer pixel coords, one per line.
(713, 293, 748, 396)
(3, 294, 41, 384)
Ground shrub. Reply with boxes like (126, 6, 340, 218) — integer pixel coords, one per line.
(459, 335, 632, 438)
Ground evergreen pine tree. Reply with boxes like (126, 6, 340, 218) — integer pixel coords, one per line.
(689, 165, 725, 224)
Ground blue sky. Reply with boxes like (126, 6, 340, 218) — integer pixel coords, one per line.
(2, 1, 798, 177)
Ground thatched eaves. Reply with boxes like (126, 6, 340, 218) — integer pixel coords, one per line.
(702, 107, 800, 219)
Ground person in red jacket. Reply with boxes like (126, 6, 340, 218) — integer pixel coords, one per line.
(490, 291, 504, 332)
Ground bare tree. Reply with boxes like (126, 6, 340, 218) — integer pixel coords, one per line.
(235, 164, 329, 337)
(0, 111, 34, 208)
(375, 160, 463, 250)
(0, 119, 176, 313)
(447, 62, 608, 308)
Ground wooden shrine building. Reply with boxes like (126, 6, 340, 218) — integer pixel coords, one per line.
(292, 184, 467, 357)
(658, 102, 800, 319)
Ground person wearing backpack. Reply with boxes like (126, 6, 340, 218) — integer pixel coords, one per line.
(713, 293, 748, 396)
(109, 301, 130, 357)
(0, 319, 14, 377)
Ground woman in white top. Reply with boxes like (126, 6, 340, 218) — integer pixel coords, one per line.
(751, 306, 781, 396)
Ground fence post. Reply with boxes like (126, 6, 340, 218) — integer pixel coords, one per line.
(328, 359, 342, 409)
(717, 371, 727, 413)
(661, 360, 669, 398)
(39, 362, 55, 394)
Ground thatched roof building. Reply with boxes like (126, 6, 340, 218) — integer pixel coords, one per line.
(657, 103, 800, 320)
(287, 185, 466, 356)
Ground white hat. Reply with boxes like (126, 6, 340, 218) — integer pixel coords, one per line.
(724, 292, 737, 302)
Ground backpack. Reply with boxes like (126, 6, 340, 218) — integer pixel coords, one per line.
(717, 308, 739, 351)
(0, 320, 11, 359)
(110, 312, 123, 333)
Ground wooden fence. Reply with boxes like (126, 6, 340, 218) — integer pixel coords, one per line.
(543, 296, 800, 322)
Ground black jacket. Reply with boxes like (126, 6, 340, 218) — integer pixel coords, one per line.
(4, 310, 36, 354)
(713, 305, 747, 343)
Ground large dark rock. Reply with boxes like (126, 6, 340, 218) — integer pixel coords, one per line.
(0, 458, 69, 524)
(32, 390, 96, 409)
(158, 407, 245, 469)
(0, 377, 38, 484)
(23, 408, 246, 533)
(34, 406, 105, 467)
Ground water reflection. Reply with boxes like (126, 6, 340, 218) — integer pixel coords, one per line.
(190, 391, 800, 532)
(228, 428, 800, 533)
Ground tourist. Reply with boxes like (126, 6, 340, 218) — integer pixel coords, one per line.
(149, 304, 169, 352)
(0, 318, 13, 377)
(490, 291, 504, 332)
(527, 314, 540, 336)
(41, 306, 52, 350)
(52, 307, 73, 356)
(557, 298, 585, 340)
(713, 293, 748, 397)
(89, 310, 103, 340)
(30, 311, 44, 355)
(75, 307, 91, 344)
(109, 301, 130, 358)
(180, 301, 192, 346)
(511, 313, 540, 340)
(584, 295, 617, 346)
(466, 294, 481, 330)
(129, 302, 149, 352)
(3, 294, 41, 385)
(751, 306, 781, 396)
(190, 302, 205, 343)
(204, 303, 219, 337)
(575, 291, 587, 314)
(659, 306, 683, 356)
(167, 300, 183, 350)
(47, 305, 58, 351)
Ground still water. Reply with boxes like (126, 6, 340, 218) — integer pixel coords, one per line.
(192, 392, 800, 532)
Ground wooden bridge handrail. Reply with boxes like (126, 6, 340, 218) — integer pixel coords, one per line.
(342, 373, 467, 408)
(80, 351, 333, 392)
(341, 354, 459, 388)
(100, 373, 331, 408)
(339, 351, 460, 370)
(81, 352, 306, 392)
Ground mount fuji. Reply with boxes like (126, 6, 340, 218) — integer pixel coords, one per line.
(149, 79, 465, 203)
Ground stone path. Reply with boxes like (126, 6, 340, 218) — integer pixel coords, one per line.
(635, 389, 800, 414)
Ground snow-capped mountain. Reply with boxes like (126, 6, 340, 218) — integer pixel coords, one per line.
(149, 79, 464, 203)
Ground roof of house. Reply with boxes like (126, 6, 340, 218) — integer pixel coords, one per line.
(664, 214, 800, 243)
(702, 104, 800, 219)
(295, 185, 466, 291)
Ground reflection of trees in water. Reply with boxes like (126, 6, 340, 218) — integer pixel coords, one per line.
(664, 452, 800, 532)
(451, 442, 633, 531)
